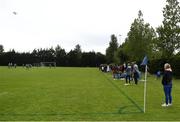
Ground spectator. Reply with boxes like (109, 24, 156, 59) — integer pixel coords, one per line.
(133, 63, 139, 85)
(161, 63, 173, 107)
(125, 63, 131, 85)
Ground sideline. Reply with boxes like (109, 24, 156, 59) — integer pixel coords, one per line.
(100, 72, 144, 113)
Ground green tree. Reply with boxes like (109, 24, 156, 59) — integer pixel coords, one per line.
(106, 34, 118, 63)
(123, 10, 156, 61)
(67, 44, 82, 66)
(55, 45, 67, 66)
(96, 52, 106, 66)
(81, 52, 96, 67)
(74, 44, 82, 66)
(0, 44, 4, 54)
(116, 43, 129, 64)
(157, 0, 180, 58)
(74, 44, 82, 54)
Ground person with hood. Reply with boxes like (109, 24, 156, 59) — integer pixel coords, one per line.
(161, 63, 173, 107)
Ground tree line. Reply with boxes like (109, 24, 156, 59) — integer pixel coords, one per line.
(0, 44, 106, 67)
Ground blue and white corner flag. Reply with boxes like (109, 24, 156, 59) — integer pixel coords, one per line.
(141, 55, 148, 113)
(141, 55, 148, 66)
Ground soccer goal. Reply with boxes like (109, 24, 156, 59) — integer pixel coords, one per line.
(40, 62, 56, 68)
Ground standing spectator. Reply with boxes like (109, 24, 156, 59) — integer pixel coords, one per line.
(130, 62, 134, 81)
(112, 65, 118, 80)
(123, 62, 127, 71)
(101, 65, 104, 72)
(117, 65, 121, 79)
(107, 65, 110, 72)
(133, 63, 139, 85)
(125, 63, 131, 85)
(161, 63, 173, 107)
(111, 65, 115, 79)
(104, 65, 107, 72)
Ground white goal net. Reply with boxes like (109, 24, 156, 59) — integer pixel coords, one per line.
(40, 62, 56, 67)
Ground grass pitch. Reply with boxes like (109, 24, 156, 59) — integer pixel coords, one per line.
(0, 67, 180, 121)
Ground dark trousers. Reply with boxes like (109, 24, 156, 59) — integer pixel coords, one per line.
(134, 72, 138, 84)
(163, 85, 172, 104)
(126, 75, 131, 83)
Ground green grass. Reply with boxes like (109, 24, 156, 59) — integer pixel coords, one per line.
(0, 66, 180, 121)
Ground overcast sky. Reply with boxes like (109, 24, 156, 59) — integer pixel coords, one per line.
(0, 0, 168, 54)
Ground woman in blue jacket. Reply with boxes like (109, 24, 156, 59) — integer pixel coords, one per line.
(161, 63, 172, 107)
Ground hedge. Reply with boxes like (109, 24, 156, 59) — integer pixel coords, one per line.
(148, 56, 180, 78)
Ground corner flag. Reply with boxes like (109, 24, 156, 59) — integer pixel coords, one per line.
(141, 55, 148, 113)
(141, 55, 148, 66)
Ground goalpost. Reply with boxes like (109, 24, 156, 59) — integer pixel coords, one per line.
(40, 62, 56, 67)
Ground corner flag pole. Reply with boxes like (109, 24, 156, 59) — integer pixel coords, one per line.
(141, 55, 148, 113)
(144, 65, 147, 113)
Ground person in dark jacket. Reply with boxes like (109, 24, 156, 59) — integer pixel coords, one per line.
(133, 63, 139, 85)
(161, 63, 172, 107)
(125, 63, 131, 85)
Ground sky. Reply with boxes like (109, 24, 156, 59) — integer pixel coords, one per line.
(0, 0, 168, 54)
